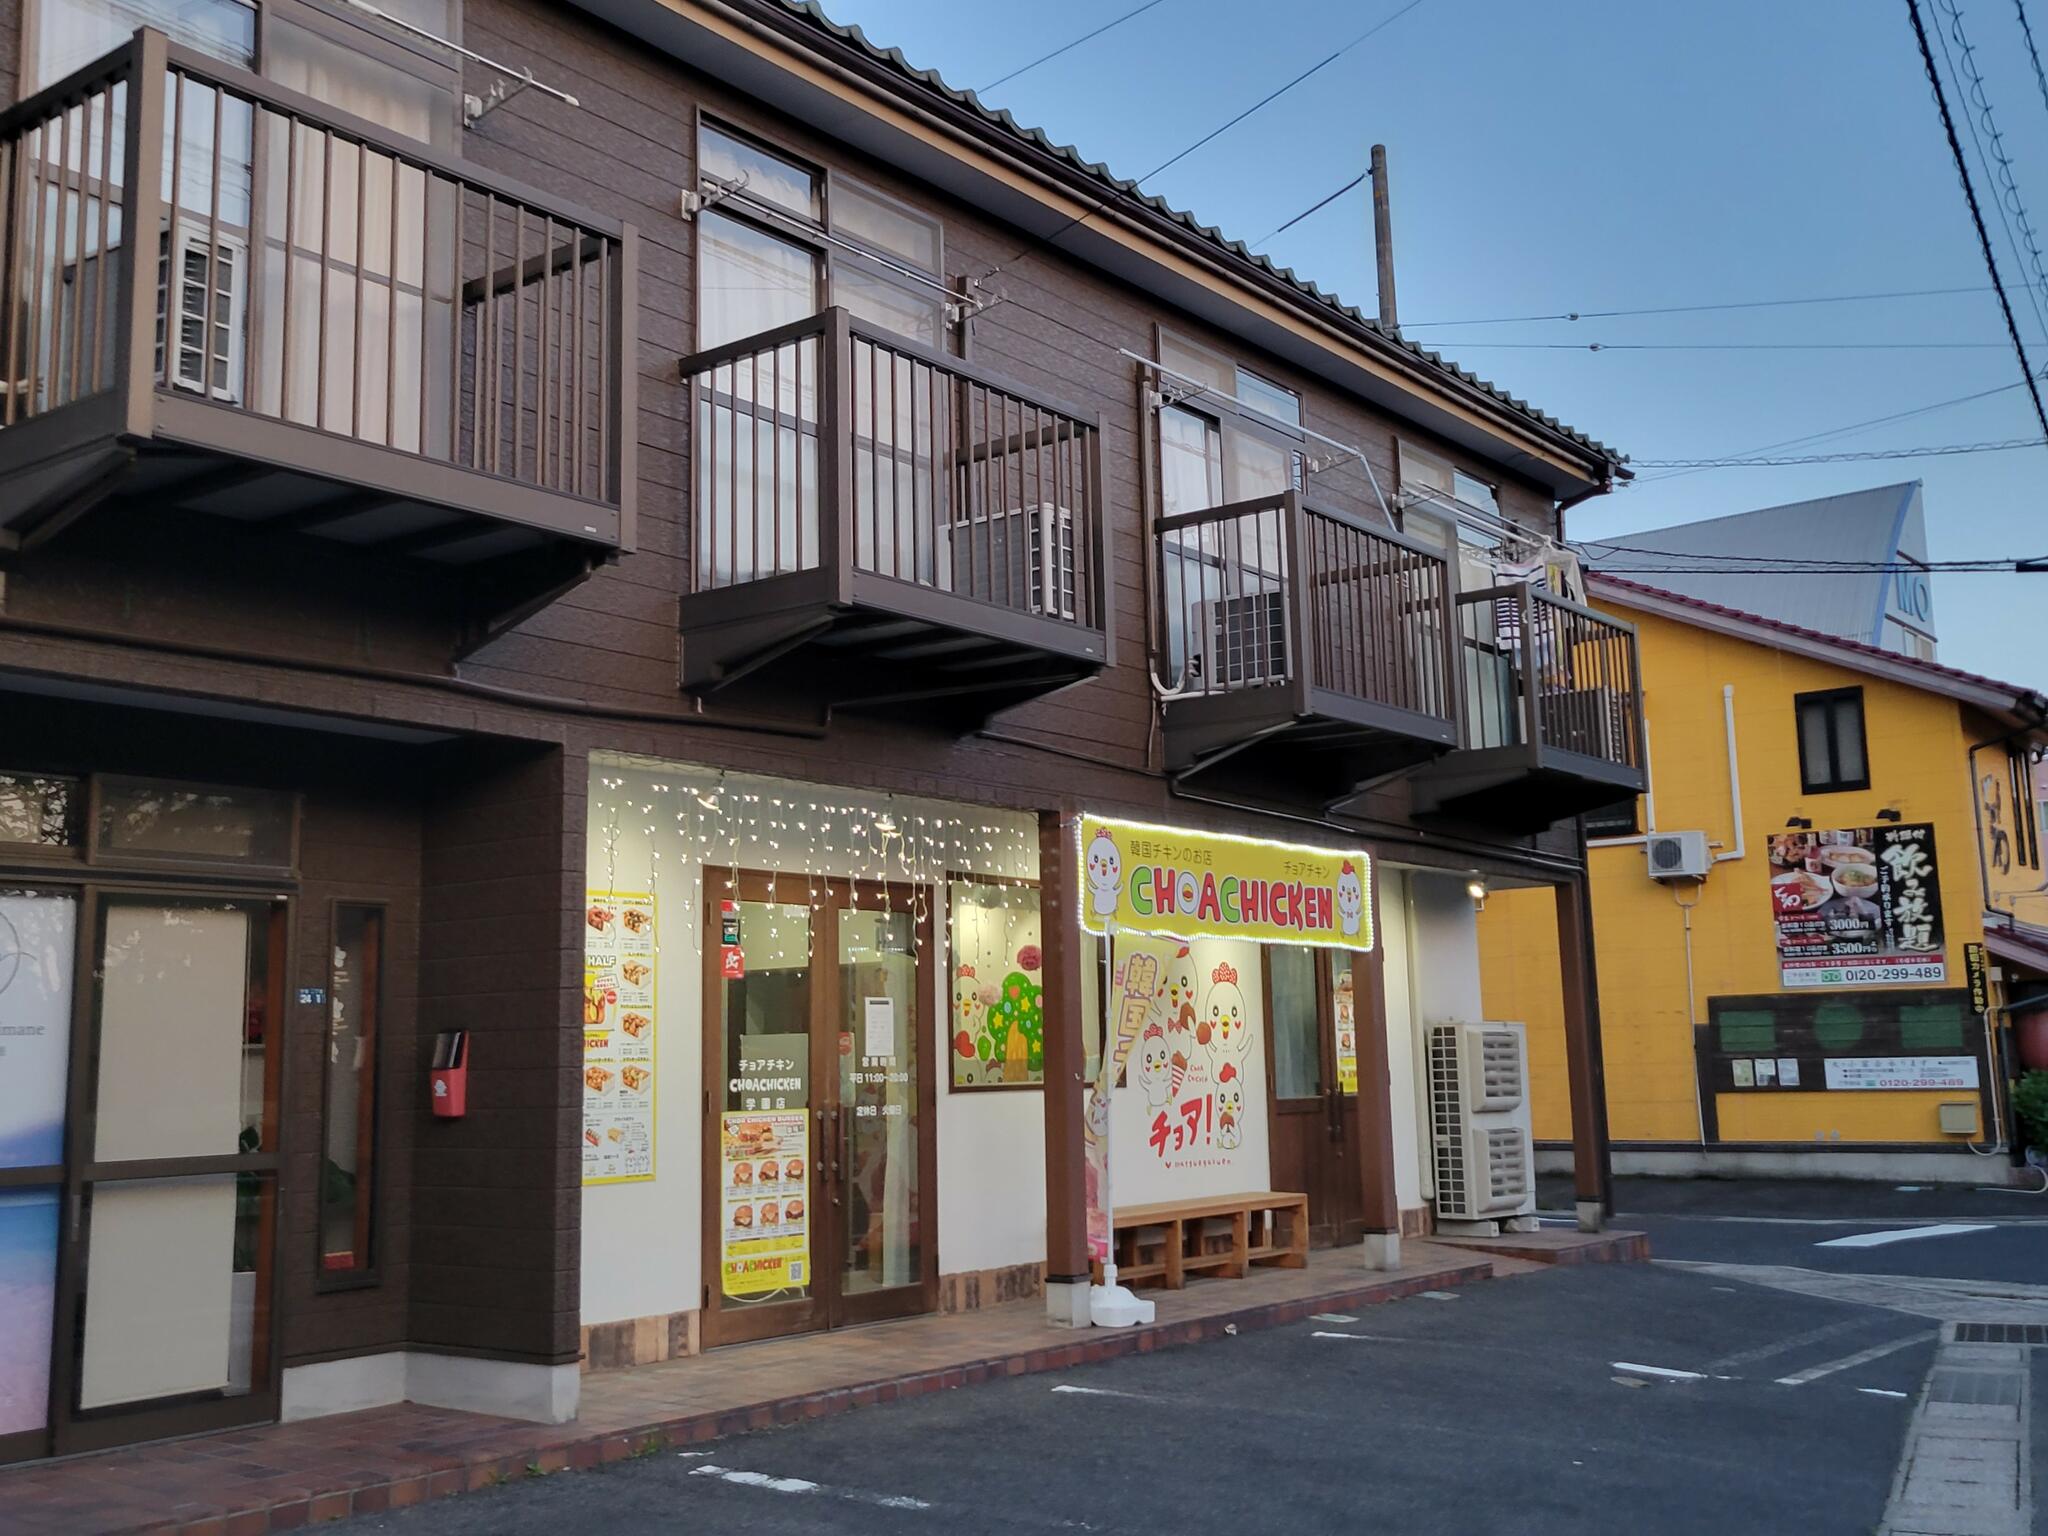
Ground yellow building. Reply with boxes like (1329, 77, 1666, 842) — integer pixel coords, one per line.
(1480, 574, 2048, 1178)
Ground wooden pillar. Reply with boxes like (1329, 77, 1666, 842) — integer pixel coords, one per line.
(1039, 809, 1090, 1325)
(1354, 852, 1402, 1267)
(1554, 875, 1612, 1230)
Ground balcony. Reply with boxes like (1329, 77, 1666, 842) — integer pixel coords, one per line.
(1409, 583, 1646, 830)
(0, 31, 635, 648)
(676, 308, 1109, 723)
(1156, 491, 1460, 801)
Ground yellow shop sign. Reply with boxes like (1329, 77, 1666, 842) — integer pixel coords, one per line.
(1079, 815, 1372, 951)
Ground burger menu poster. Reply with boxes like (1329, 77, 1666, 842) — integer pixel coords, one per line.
(720, 1111, 810, 1297)
(583, 890, 656, 1184)
(1767, 824, 1946, 989)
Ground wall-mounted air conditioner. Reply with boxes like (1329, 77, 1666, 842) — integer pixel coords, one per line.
(1645, 830, 1710, 882)
(952, 502, 1077, 618)
(1192, 590, 1288, 687)
(1428, 1021, 1535, 1225)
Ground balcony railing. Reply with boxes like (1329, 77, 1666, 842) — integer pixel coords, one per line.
(0, 30, 635, 551)
(675, 308, 1108, 706)
(1454, 584, 1643, 770)
(1154, 490, 1459, 787)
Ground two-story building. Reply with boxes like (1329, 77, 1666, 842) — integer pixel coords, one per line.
(1480, 572, 2046, 1182)
(0, 0, 1644, 1461)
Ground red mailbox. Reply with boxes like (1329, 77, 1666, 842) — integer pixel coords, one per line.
(431, 1030, 469, 1119)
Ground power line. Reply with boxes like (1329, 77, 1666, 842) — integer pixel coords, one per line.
(1401, 284, 2009, 328)
(1904, 0, 2048, 438)
(1931, 0, 2048, 346)
(980, 0, 1174, 93)
(1421, 339, 2009, 352)
(1579, 538, 2001, 567)
(1596, 562, 2019, 574)
(979, 0, 1429, 281)
(1630, 436, 2046, 468)
(2020, 0, 2048, 132)
(1254, 171, 1367, 246)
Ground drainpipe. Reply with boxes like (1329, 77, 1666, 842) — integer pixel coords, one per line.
(1713, 684, 1745, 864)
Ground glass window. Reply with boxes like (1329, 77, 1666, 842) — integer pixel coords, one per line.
(1157, 331, 1233, 395)
(0, 890, 77, 1171)
(262, 13, 450, 146)
(832, 178, 939, 273)
(1583, 797, 1640, 838)
(93, 777, 297, 871)
(320, 905, 381, 1276)
(835, 257, 943, 351)
(92, 897, 276, 1162)
(1268, 945, 1320, 1100)
(700, 122, 820, 222)
(0, 773, 80, 847)
(948, 879, 1043, 1089)
(1223, 421, 1293, 503)
(1453, 469, 1499, 518)
(1795, 688, 1869, 794)
(697, 209, 819, 353)
(1159, 404, 1222, 517)
(30, 0, 255, 89)
(1234, 367, 1299, 428)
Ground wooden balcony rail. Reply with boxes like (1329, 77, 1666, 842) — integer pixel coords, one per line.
(680, 307, 1107, 635)
(0, 30, 633, 537)
(1455, 584, 1644, 772)
(1155, 489, 1456, 726)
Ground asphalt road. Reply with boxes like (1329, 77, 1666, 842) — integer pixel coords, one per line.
(338, 1263, 1941, 1536)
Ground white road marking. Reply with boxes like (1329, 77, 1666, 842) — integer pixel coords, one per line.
(1610, 1361, 1708, 1381)
(1815, 1223, 1995, 1249)
(689, 1464, 933, 1511)
(691, 1466, 819, 1494)
(1419, 1290, 1460, 1300)
(1772, 1332, 1931, 1386)
(1050, 1384, 1145, 1398)
(1311, 1331, 1404, 1341)
(1858, 1387, 1909, 1399)
(1309, 1313, 1358, 1323)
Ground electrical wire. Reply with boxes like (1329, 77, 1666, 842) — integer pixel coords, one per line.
(1420, 339, 2010, 352)
(1578, 537, 2018, 569)
(1905, 0, 2048, 439)
(979, 0, 1175, 93)
(1401, 284, 2010, 328)
(1631, 437, 2046, 467)
(1253, 171, 1368, 246)
(1598, 564, 2021, 574)
(978, 0, 1429, 282)
(1932, 0, 2048, 347)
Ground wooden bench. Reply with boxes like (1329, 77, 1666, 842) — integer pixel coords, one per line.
(1090, 1191, 1310, 1290)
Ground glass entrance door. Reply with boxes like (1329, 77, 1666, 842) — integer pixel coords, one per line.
(1262, 945, 1369, 1245)
(703, 871, 933, 1347)
(55, 894, 286, 1454)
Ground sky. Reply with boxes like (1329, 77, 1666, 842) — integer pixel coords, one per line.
(820, 0, 2048, 688)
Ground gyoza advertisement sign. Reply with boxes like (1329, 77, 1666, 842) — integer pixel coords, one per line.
(1767, 823, 1946, 988)
(1078, 815, 1372, 951)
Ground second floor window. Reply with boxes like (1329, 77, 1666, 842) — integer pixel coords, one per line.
(28, 0, 462, 146)
(696, 121, 946, 352)
(1795, 687, 1869, 794)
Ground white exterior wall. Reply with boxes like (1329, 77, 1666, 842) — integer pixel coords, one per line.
(1381, 868, 1486, 1211)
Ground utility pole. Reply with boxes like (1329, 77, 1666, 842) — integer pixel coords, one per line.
(1370, 143, 1398, 334)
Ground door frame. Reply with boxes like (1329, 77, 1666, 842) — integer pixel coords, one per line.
(0, 875, 293, 1462)
(1259, 943, 1368, 1246)
(698, 868, 937, 1348)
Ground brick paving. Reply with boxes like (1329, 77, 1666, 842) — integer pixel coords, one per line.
(0, 1232, 1641, 1534)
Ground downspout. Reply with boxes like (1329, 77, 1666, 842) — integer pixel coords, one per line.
(1714, 684, 1745, 864)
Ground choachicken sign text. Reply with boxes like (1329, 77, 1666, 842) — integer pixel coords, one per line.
(1078, 815, 1373, 950)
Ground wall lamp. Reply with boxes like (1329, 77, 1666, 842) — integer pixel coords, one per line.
(1784, 817, 1812, 830)
(1466, 879, 1488, 911)
(1875, 808, 1903, 822)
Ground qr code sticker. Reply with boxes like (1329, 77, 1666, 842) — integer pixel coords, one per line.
(789, 1262, 804, 1283)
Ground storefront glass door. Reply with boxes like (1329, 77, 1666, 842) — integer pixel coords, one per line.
(1262, 945, 1368, 1245)
(704, 872, 933, 1347)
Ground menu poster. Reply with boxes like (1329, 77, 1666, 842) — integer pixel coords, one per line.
(720, 1111, 810, 1297)
(1332, 969, 1359, 1097)
(1767, 824, 1947, 988)
(582, 890, 656, 1185)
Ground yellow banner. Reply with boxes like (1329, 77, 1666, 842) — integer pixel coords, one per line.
(1079, 815, 1372, 951)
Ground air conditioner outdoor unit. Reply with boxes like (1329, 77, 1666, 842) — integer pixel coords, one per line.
(1427, 1021, 1535, 1226)
(1645, 830, 1710, 882)
(1191, 590, 1288, 687)
(952, 502, 1077, 618)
